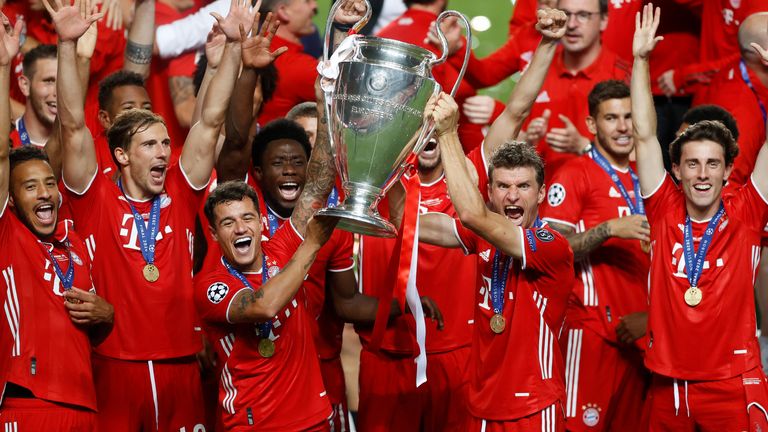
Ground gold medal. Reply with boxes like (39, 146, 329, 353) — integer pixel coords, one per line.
(640, 240, 651, 254)
(490, 313, 506, 334)
(258, 338, 275, 358)
(143, 264, 160, 282)
(684, 286, 702, 307)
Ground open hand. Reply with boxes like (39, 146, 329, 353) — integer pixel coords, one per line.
(210, 0, 260, 42)
(0, 13, 22, 66)
(632, 2, 662, 60)
(42, 0, 103, 42)
(333, 0, 367, 26)
(241, 11, 288, 69)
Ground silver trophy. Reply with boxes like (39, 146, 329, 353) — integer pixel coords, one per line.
(316, 1, 471, 237)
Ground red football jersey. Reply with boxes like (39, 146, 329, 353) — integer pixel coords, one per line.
(194, 221, 331, 430)
(64, 163, 204, 360)
(523, 46, 631, 183)
(540, 155, 649, 343)
(257, 35, 318, 125)
(644, 175, 768, 380)
(0, 206, 97, 411)
(454, 220, 573, 420)
(699, 60, 768, 187)
(356, 174, 477, 353)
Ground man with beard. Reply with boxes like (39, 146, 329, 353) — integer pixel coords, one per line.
(10, 44, 57, 148)
(0, 14, 113, 429)
(540, 80, 651, 431)
(54, 0, 248, 428)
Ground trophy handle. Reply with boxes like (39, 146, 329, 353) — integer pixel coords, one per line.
(323, 0, 373, 63)
(428, 10, 472, 98)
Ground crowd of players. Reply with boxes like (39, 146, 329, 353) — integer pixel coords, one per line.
(1, 0, 768, 430)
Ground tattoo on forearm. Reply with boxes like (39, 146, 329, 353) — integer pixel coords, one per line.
(125, 41, 153, 65)
(568, 222, 610, 260)
(169, 76, 195, 106)
(234, 289, 264, 320)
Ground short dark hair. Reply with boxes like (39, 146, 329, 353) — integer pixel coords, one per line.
(98, 70, 146, 109)
(286, 102, 317, 121)
(681, 105, 739, 141)
(204, 180, 261, 225)
(22, 44, 57, 79)
(588, 80, 630, 117)
(669, 120, 740, 166)
(488, 141, 545, 188)
(106, 109, 166, 166)
(251, 119, 312, 167)
(9, 146, 50, 172)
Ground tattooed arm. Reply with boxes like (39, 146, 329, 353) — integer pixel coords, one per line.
(289, 80, 336, 237)
(169, 75, 196, 129)
(548, 215, 650, 261)
(227, 215, 337, 323)
(123, 0, 154, 77)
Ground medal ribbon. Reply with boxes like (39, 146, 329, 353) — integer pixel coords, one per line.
(266, 207, 281, 237)
(683, 203, 725, 289)
(490, 250, 511, 315)
(222, 257, 272, 339)
(119, 181, 161, 267)
(589, 147, 644, 215)
(740, 60, 768, 125)
(42, 242, 75, 290)
(327, 186, 340, 208)
(533, 217, 543, 228)
(16, 117, 31, 146)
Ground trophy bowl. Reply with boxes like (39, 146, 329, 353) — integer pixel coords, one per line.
(317, 3, 471, 237)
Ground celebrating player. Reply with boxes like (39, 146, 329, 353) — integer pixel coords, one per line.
(632, 3, 768, 429)
(54, 0, 247, 428)
(0, 13, 113, 430)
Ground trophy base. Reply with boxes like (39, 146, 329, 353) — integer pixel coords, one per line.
(316, 205, 397, 238)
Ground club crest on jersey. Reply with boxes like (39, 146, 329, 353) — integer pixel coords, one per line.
(547, 183, 566, 207)
(268, 265, 280, 278)
(535, 229, 554, 243)
(71, 251, 83, 266)
(160, 194, 172, 208)
(479, 249, 491, 262)
(582, 403, 601, 427)
(207, 282, 229, 304)
(730, 0, 740, 9)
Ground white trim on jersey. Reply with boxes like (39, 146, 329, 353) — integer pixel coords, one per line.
(178, 158, 209, 192)
(219, 333, 235, 357)
(3, 267, 20, 357)
(752, 246, 761, 286)
(534, 291, 553, 380)
(565, 329, 583, 418)
(62, 164, 99, 196)
(4, 421, 18, 432)
(747, 402, 768, 423)
(480, 419, 487, 432)
(451, 219, 471, 256)
(641, 172, 666, 200)
(147, 361, 160, 430)
(519, 226, 528, 270)
(751, 175, 768, 206)
(0, 195, 8, 219)
(541, 217, 577, 230)
(85, 234, 96, 261)
(541, 404, 557, 432)
(328, 262, 355, 273)
(221, 363, 238, 414)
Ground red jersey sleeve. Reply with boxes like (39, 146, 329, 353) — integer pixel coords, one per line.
(63, 166, 110, 230)
(727, 178, 768, 232)
(450, 36, 525, 89)
(540, 160, 587, 228)
(263, 220, 305, 269)
(164, 162, 208, 216)
(453, 218, 479, 256)
(519, 226, 573, 274)
(643, 174, 684, 226)
(195, 269, 252, 325)
(327, 231, 354, 272)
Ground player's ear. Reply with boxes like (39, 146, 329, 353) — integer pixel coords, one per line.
(724, 163, 733, 184)
(671, 163, 681, 182)
(253, 166, 264, 182)
(537, 183, 546, 205)
(98, 110, 112, 130)
(586, 115, 597, 135)
(209, 224, 219, 242)
(114, 146, 129, 167)
(18, 75, 30, 98)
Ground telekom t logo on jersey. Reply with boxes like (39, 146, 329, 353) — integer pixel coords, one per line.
(670, 242, 725, 279)
(118, 213, 172, 251)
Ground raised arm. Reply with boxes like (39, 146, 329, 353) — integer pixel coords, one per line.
(123, 0, 155, 77)
(431, 93, 525, 258)
(228, 216, 337, 323)
(0, 15, 21, 208)
(217, 11, 285, 182)
(548, 214, 650, 261)
(484, 7, 566, 161)
(750, 41, 768, 196)
(180, 0, 256, 188)
(44, 0, 102, 192)
(631, 3, 667, 194)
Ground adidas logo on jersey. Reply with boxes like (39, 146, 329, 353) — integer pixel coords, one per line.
(479, 249, 491, 262)
(535, 91, 550, 103)
(609, 187, 622, 198)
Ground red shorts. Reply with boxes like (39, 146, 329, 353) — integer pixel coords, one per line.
(92, 354, 206, 432)
(464, 404, 564, 432)
(644, 367, 768, 431)
(320, 356, 350, 432)
(0, 397, 96, 431)
(357, 346, 470, 432)
(561, 326, 649, 431)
